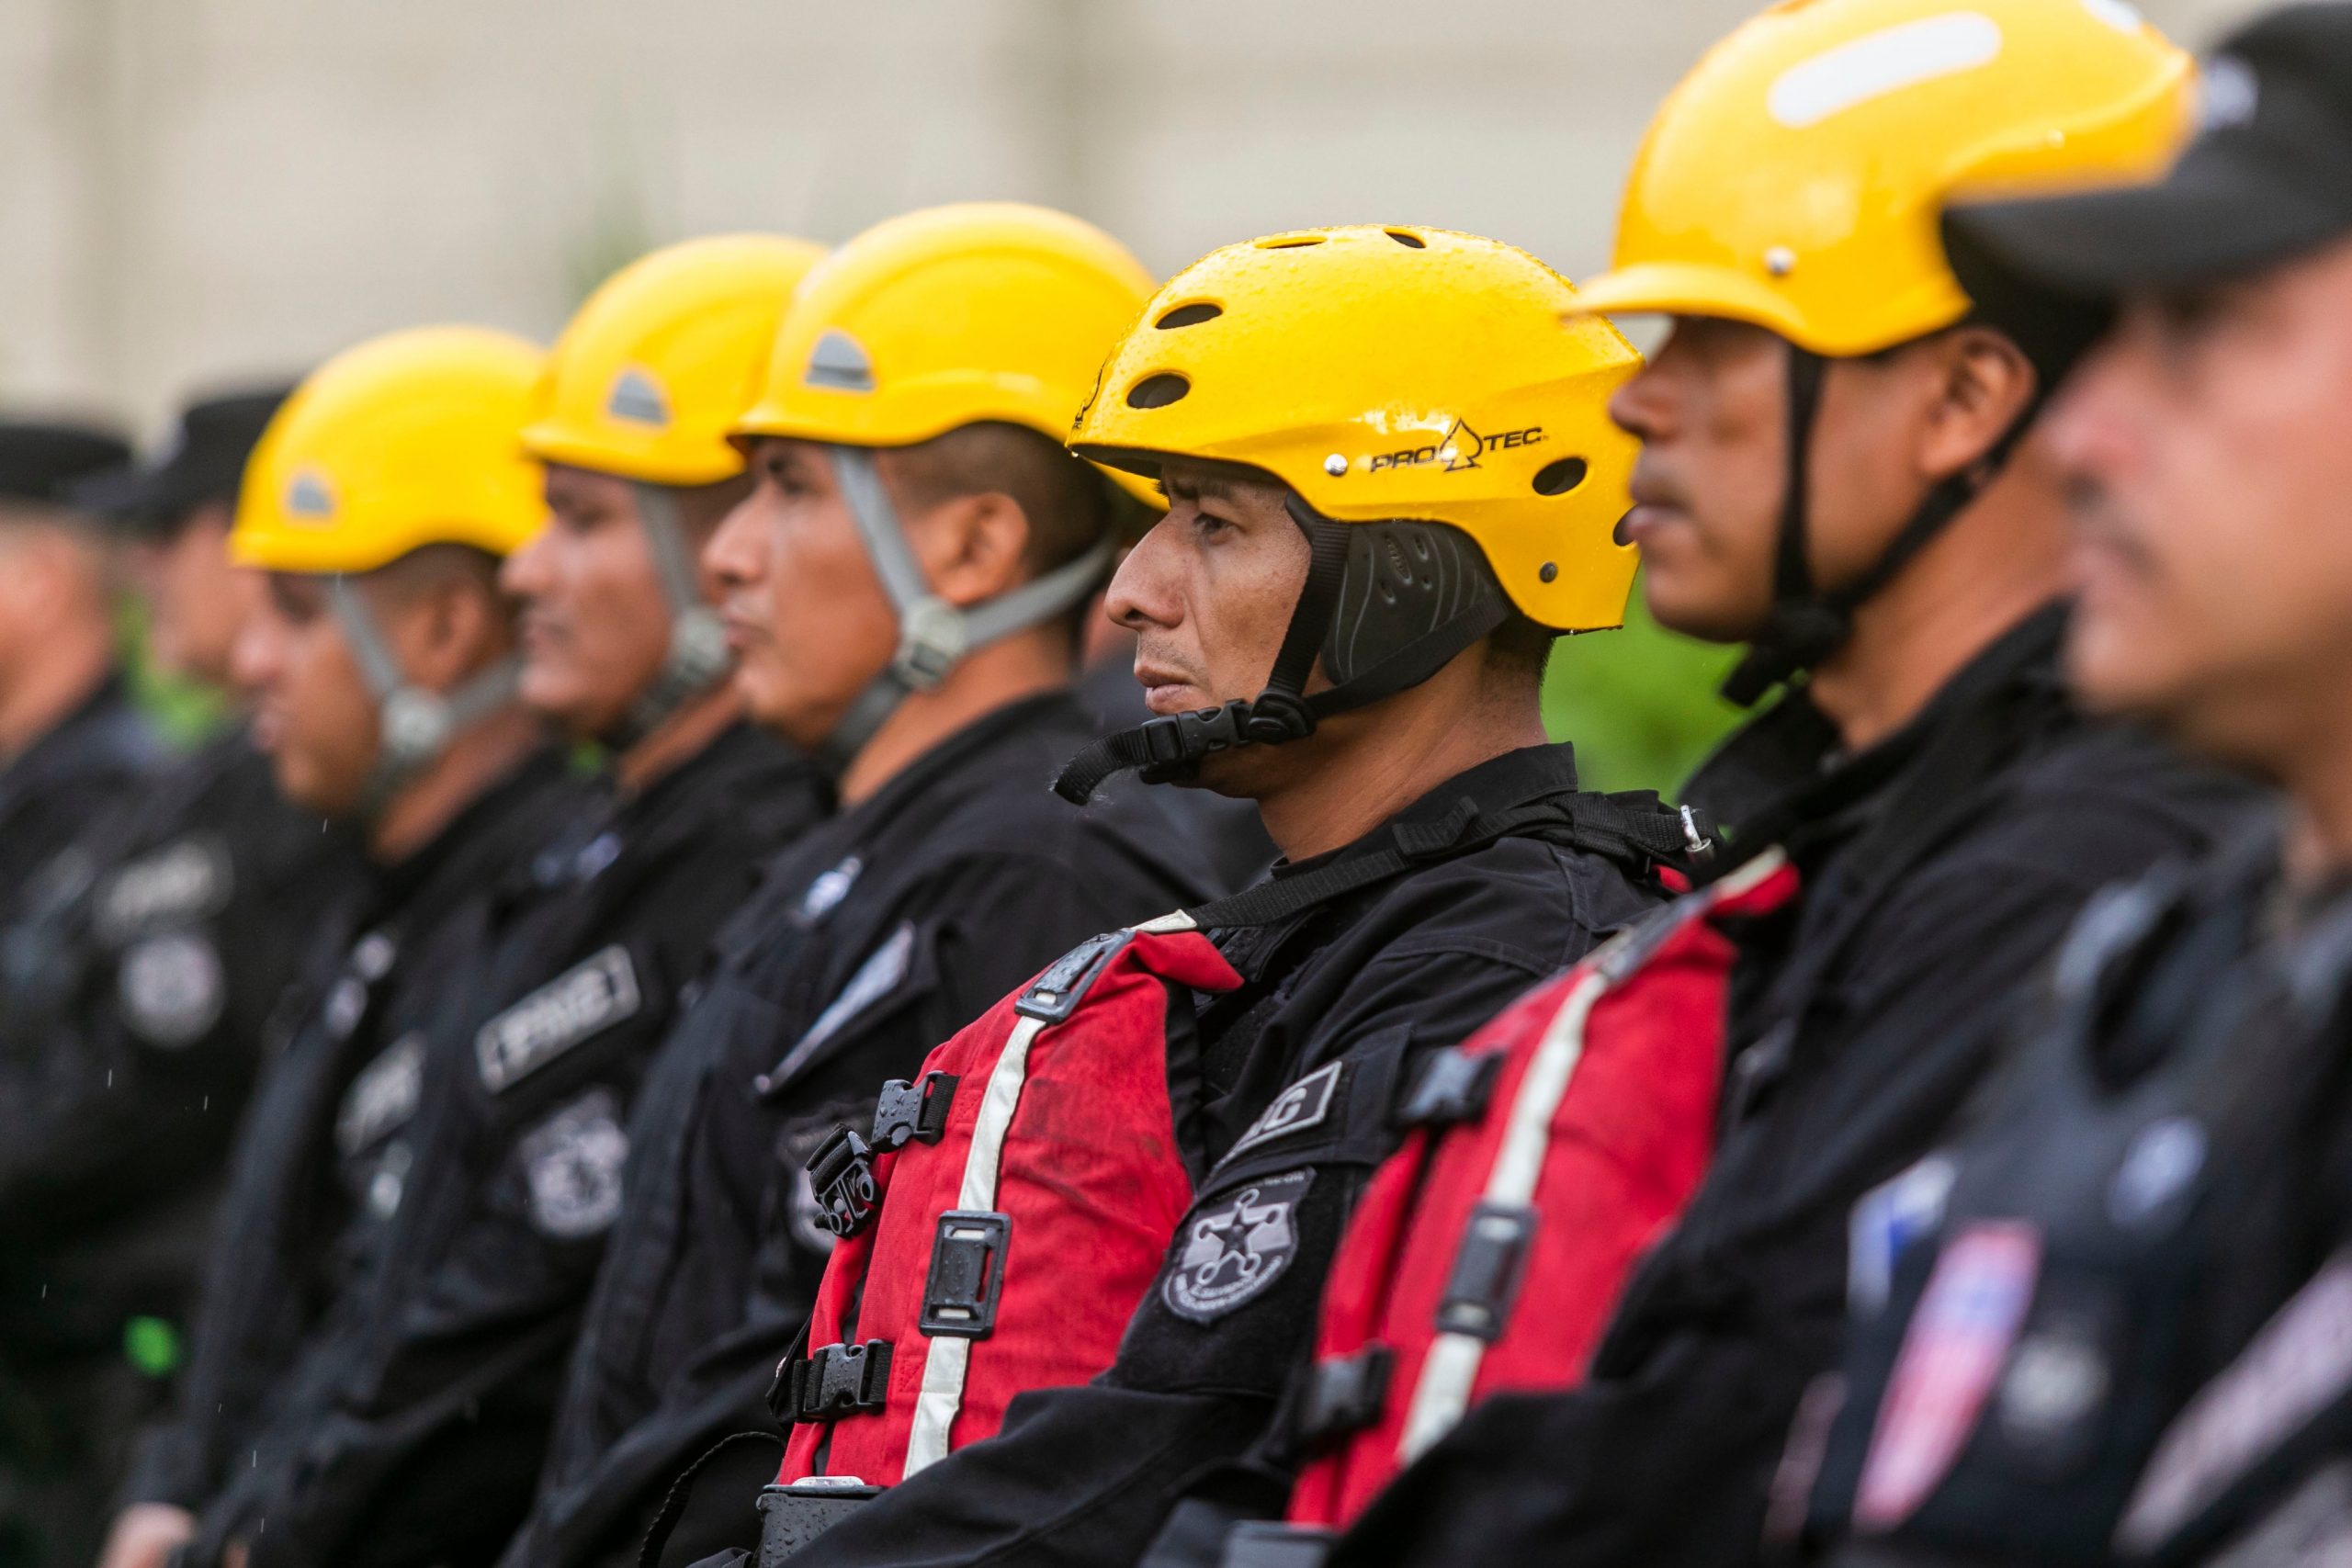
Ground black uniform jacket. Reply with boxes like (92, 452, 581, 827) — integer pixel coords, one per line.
(1780, 820, 2347, 1568)
(781, 742, 1665, 1568)
(502, 691, 1226, 1568)
(0, 671, 162, 921)
(1324, 606, 2253, 1568)
(0, 730, 361, 1365)
(198, 725, 831, 1568)
(119, 748, 588, 1531)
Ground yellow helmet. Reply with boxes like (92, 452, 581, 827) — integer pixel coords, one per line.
(1052, 227, 1646, 806)
(235, 326, 546, 574)
(1573, 0, 2194, 355)
(734, 201, 1157, 496)
(729, 204, 1155, 765)
(1071, 224, 1643, 633)
(522, 234, 827, 487)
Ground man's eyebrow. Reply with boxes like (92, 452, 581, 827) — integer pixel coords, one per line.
(1168, 475, 1242, 503)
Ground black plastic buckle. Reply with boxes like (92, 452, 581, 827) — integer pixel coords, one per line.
(1142, 700, 1250, 767)
(756, 1482, 885, 1566)
(871, 1070, 958, 1151)
(1014, 931, 1133, 1022)
(1433, 1201, 1534, 1341)
(1219, 1522, 1337, 1568)
(1395, 1047, 1503, 1127)
(805, 1124, 879, 1238)
(770, 1338, 893, 1423)
(1297, 1346, 1394, 1447)
(919, 1210, 1011, 1338)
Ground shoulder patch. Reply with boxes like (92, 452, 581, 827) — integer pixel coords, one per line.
(1163, 1168, 1316, 1324)
(518, 1088, 630, 1239)
(1226, 1060, 1346, 1161)
(338, 1032, 426, 1156)
(1854, 1221, 2042, 1530)
(476, 944, 643, 1092)
(119, 931, 227, 1048)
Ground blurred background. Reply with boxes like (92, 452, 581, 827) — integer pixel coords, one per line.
(0, 0, 2264, 789)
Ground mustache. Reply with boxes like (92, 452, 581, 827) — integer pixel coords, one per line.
(2062, 469, 2132, 537)
(1626, 457, 1690, 513)
(1132, 645, 1208, 686)
(2061, 469, 2158, 570)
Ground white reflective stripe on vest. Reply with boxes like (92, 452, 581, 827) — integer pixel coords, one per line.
(1396, 963, 1610, 1463)
(1394, 847, 1789, 1464)
(904, 1011, 1051, 1477)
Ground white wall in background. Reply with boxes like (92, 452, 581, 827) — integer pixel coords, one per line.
(0, 0, 2266, 431)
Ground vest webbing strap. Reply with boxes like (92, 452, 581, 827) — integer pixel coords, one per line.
(902, 1011, 1051, 1479)
(1184, 792, 1712, 933)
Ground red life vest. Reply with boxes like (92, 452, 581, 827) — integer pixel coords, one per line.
(765, 789, 1713, 1524)
(775, 917, 1239, 1486)
(1283, 849, 1798, 1533)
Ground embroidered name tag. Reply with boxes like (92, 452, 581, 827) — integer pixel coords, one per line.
(476, 945, 642, 1092)
(1227, 1059, 1345, 1160)
(2118, 1251, 2352, 1553)
(97, 838, 231, 942)
(338, 1033, 426, 1156)
(764, 922, 915, 1087)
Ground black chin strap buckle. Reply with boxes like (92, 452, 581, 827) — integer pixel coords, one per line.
(1241, 689, 1317, 745)
(1129, 693, 1319, 784)
(1052, 690, 1322, 804)
(1133, 700, 1242, 782)
(1720, 600, 1850, 707)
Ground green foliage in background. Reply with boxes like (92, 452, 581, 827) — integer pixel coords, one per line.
(1542, 576, 1743, 797)
(118, 596, 228, 751)
(121, 572, 1747, 798)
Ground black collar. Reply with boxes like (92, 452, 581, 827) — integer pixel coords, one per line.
(831, 688, 1084, 852)
(365, 744, 576, 925)
(1264, 741, 1582, 885)
(1686, 602, 2069, 852)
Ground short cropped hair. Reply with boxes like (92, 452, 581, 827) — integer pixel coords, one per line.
(887, 421, 1118, 580)
(371, 541, 511, 608)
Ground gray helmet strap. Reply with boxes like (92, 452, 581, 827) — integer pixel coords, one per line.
(820, 444, 1114, 770)
(608, 482, 731, 751)
(328, 573, 522, 820)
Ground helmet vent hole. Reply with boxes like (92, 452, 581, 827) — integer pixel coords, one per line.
(1156, 303, 1222, 330)
(1532, 457, 1589, 497)
(1126, 373, 1191, 410)
(1255, 233, 1327, 250)
(1385, 230, 1428, 249)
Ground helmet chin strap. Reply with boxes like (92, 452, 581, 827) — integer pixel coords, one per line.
(327, 574, 523, 822)
(821, 445, 1118, 773)
(1718, 341, 2039, 708)
(1051, 495, 1509, 806)
(604, 483, 731, 753)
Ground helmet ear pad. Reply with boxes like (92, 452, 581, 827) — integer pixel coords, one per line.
(1320, 518, 1510, 687)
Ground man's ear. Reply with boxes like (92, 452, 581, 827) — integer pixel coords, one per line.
(912, 490, 1035, 609)
(1921, 325, 2039, 483)
(389, 573, 511, 692)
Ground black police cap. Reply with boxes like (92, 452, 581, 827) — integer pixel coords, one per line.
(68, 386, 294, 538)
(1943, 0, 2352, 341)
(0, 421, 133, 510)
